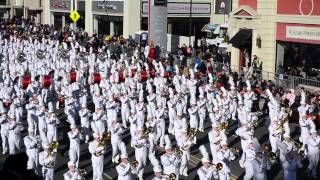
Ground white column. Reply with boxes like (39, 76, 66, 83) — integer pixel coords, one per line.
(50, 12, 54, 25)
(123, 0, 141, 38)
(42, 0, 51, 25)
(110, 21, 115, 36)
(62, 15, 66, 28)
(167, 22, 172, 34)
(85, 0, 94, 35)
(37, 13, 41, 24)
(93, 16, 98, 34)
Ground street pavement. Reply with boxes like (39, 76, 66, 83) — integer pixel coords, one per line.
(0, 100, 317, 180)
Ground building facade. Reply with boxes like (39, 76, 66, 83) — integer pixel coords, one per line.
(0, 0, 43, 23)
(228, 0, 320, 74)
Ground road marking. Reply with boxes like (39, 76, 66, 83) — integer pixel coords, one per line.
(103, 172, 113, 180)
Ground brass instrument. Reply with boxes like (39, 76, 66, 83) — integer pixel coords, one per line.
(77, 168, 87, 177)
(95, 131, 111, 157)
(130, 160, 139, 168)
(36, 49, 46, 59)
(230, 147, 240, 155)
(17, 52, 26, 62)
(299, 150, 306, 159)
(181, 128, 197, 151)
(163, 173, 177, 180)
(211, 162, 223, 171)
(276, 117, 289, 131)
(218, 122, 228, 131)
(59, 49, 70, 59)
(48, 141, 59, 155)
(173, 148, 183, 158)
(294, 141, 302, 149)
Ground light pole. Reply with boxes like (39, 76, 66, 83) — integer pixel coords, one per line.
(189, 0, 192, 46)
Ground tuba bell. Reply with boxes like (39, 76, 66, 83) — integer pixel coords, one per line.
(17, 52, 26, 62)
(37, 49, 46, 59)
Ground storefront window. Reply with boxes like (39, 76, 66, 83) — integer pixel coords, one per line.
(276, 41, 320, 79)
(0, 0, 7, 5)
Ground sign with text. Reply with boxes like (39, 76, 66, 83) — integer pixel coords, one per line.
(50, 0, 71, 11)
(277, 0, 320, 16)
(92, 1, 124, 14)
(142, 2, 211, 14)
(277, 23, 320, 44)
(215, 0, 231, 14)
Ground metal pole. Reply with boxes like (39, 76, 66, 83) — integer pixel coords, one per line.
(73, 0, 77, 30)
(189, 0, 192, 46)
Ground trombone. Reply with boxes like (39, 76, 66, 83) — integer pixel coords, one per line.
(181, 128, 197, 151)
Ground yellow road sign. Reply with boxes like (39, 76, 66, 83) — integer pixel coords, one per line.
(70, 10, 80, 23)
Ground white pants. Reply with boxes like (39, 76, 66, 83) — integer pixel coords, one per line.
(42, 167, 54, 180)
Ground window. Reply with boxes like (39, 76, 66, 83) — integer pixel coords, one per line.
(0, 0, 7, 5)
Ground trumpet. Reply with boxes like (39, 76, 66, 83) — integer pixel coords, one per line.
(95, 131, 111, 157)
(276, 117, 289, 131)
(294, 141, 302, 149)
(163, 173, 177, 180)
(77, 168, 87, 177)
(211, 162, 223, 171)
(262, 144, 277, 161)
(173, 148, 183, 158)
(130, 160, 139, 168)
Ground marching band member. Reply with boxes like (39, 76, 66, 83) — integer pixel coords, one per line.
(179, 127, 192, 177)
(197, 90, 207, 132)
(0, 110, 9, 154)
(36, 101, 48, 144)
(116, 142, 136, 180)
(132, 126, 149, 180)
(110, 118, 124, 163)
(23, 127, 40, 173)
(299, 114, 316, 153)
(167, 93, 176, 134)
(25, 94, 39, 130)
(63, 161, 85, 180)
(46, 104, 60, 143)
(161, 135, 180, 178)
(216, 141, 236, 180)
(209, 123, 227, 163)
(188, 99, 198, 143)
(197, 145, 217, 180)
(277, 134, 298, 162)
(268, 118, 283, 153)
(239, 141, 257, 180)
(155, 103, 166, 147)
(8, 113, 21, 155)
(39, 143, 57, 180)
(89, 132, 106, 180)
(306, 129, 320, 178)
(236, 121, 253, 159)
(120, 90, 130, 128)
(91, 104, 106, 137)
(68, 125, 82, 167)
(79, 101, 91, 143)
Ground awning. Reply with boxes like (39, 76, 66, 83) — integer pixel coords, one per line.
(201, 24, 219, 33)
(229, 29, 252, 47)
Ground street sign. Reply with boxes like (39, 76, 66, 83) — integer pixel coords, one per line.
(69, 10, 80, 23)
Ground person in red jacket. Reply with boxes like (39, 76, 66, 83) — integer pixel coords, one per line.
(149, 42, 156, 60)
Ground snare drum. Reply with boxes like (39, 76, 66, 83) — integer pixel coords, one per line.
(91, 73, 101, 84)
(69, 71, 77, 83)
(140, 71, 149, 81)
(22, 75, 31, 89)
(42, 75, 52, 88)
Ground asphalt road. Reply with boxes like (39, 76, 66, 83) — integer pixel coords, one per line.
(0, 101, 318, 180)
